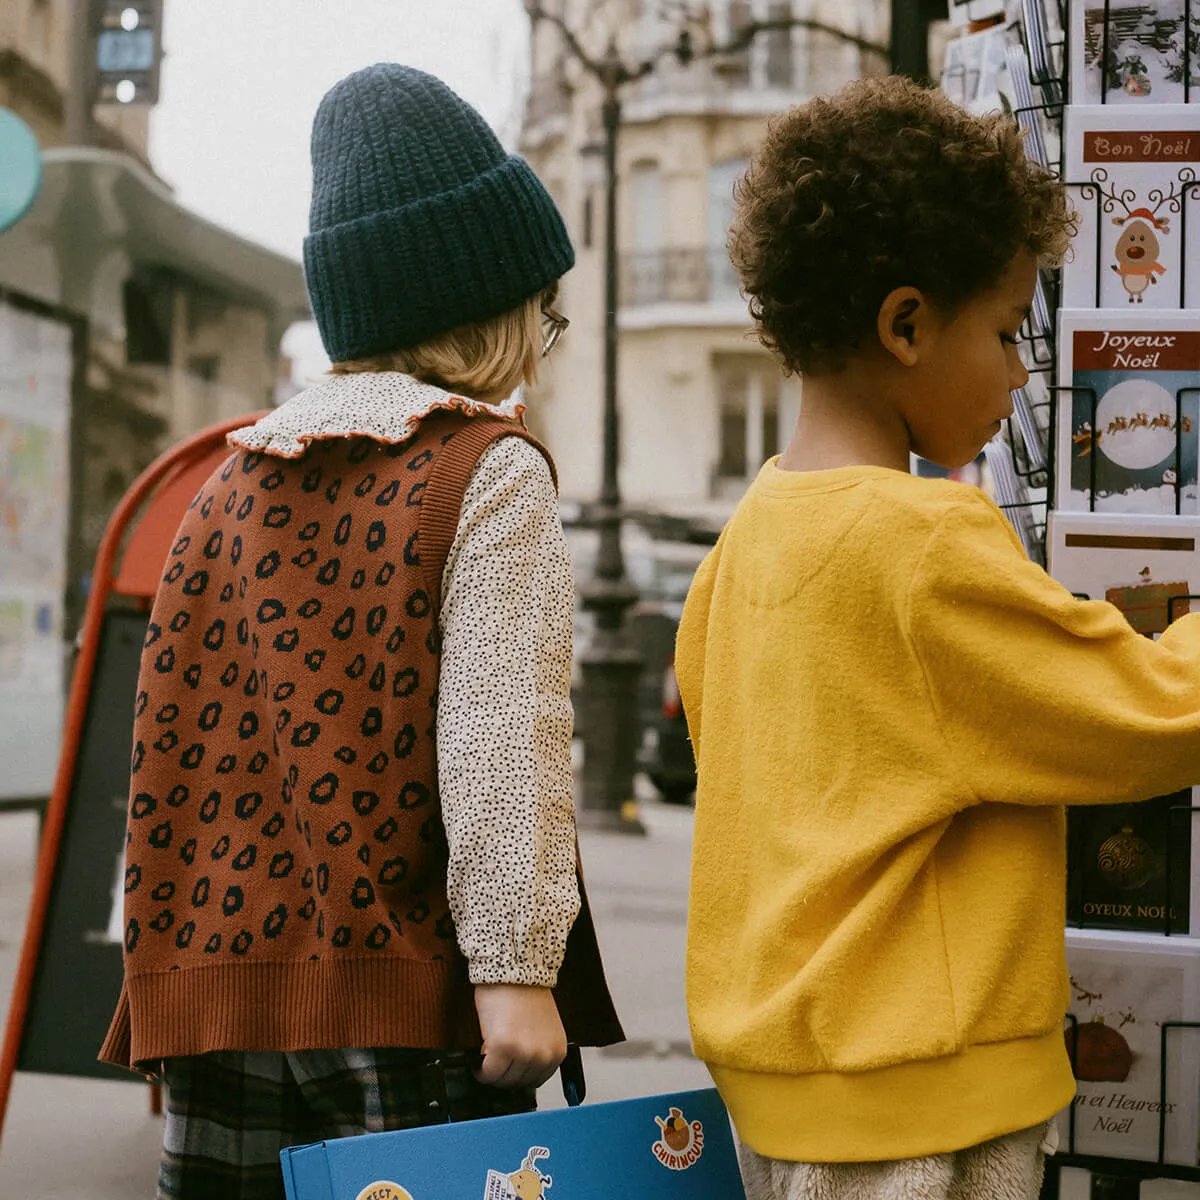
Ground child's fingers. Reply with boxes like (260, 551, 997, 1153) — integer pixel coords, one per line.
(474, 1045, 514, 1086)
(474, 1046, 561, 1089)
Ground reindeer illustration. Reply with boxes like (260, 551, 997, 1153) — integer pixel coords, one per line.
(1111, 205, 1169, 302)
(1092, 173, 1188, 302)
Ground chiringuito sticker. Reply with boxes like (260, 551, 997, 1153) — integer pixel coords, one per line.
(653, 1106, 705, 1170)
(355, 1184, 414, 1200)
(483, 1146, 553, 1199)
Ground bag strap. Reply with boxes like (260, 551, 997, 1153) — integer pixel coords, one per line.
(416, 411, 557, 612)
(560, 1043, 586, 1107)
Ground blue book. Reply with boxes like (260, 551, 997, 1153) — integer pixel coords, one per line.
(281, 1087, 746, 1200)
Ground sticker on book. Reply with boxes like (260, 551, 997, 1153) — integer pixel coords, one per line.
(483, 1146, 552, 1199)
(652, 1106, 705, 1170)
(355, 1184, 414, 1200)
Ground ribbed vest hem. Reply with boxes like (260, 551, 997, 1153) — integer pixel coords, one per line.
(708, 1029, 1076, 1162)
(99, 957, 471, 1072)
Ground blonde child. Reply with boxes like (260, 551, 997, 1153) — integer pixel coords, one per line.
(100, 64, 621, 1199)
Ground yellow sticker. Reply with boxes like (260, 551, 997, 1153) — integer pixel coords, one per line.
(354, 1183, 414, 1200)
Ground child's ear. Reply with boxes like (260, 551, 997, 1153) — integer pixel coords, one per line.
(876, 287, 934, 368)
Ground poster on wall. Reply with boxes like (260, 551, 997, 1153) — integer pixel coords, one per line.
(0, 296, 73, 799)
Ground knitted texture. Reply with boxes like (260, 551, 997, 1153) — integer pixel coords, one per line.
(100, 412, 622, 1070)
(677, 463, 1200, 1162)
(304, 64, 574, 361)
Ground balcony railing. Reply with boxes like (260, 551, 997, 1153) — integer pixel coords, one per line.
(618, 249, 743, 308)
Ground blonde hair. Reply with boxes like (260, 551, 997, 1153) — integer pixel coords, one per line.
(330, 286, 554, 400)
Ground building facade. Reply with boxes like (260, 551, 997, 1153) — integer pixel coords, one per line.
(0, 1, 307, 802)
(0, 0, 308, 579)
(520, 0, 888, 521)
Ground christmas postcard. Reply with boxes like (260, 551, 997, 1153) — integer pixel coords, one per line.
(1046, 509, 1200, 630)
(1066, 789, 1198, 936)
(1055, 310, 1200, 513)
(1069, 0, 1200, 106)
(1062, 106, 1200, 310)
(1055, 930, 1200, 1164)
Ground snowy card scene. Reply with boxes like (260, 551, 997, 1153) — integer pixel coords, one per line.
(1055, 930, 1200, 1164)
(1062, 107, 1200, 310)
(1070, 0, 1200, 105)
(1055, 311, 1200, 513)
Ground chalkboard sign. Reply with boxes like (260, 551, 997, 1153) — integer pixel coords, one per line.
(17, 610, 146, 1080)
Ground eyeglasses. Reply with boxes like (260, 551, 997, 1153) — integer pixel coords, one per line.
(541, 307, 569, 357)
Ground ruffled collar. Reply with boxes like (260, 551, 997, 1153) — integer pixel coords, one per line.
(229, 372, 525, 459)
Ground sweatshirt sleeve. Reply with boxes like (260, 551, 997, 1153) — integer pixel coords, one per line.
(437, 435, 581, 987)
(907, 492, 1200, 808)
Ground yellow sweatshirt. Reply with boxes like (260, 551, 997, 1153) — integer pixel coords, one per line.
(677, 462, 1200, 1164)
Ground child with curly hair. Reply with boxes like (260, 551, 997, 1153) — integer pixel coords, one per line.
(678, 75, 1200, 1200)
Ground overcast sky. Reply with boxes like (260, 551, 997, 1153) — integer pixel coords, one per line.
(148, 0, 531, 384)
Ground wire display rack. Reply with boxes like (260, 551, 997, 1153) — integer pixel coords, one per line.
(948, 4, 1200, 1195)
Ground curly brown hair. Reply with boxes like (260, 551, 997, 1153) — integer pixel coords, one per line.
(730, 75, 1074, 375)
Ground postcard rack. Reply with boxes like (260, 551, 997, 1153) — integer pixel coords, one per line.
(946, 3, 1200, 1194)
(988, 5, 1065, 566)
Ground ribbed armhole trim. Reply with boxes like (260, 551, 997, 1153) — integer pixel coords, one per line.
(418, 414, 558, 609)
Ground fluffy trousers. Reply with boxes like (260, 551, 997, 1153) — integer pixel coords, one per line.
(736, 1122, 1057, 1200)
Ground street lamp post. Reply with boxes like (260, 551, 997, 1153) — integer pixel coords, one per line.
(576, 42, 645, 835)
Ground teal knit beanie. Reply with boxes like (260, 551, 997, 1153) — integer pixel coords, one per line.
(304, 63, 574, 362)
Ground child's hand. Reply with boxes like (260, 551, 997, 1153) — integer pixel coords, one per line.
(474, 984, 567, 1089)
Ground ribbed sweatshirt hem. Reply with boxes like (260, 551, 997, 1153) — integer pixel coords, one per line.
(708, 1030, 1076, 1162)
(99, 957, 473, 1072)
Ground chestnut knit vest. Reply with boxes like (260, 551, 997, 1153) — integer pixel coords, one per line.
(100, 411, 622, 1070)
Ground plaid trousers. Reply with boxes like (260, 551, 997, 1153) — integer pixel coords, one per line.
(157, 1049, 536, 1200)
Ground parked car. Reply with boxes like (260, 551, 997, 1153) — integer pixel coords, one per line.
(640, 654, 696, 805)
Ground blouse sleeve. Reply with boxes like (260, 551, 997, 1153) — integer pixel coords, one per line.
(436, 435, 581, 987)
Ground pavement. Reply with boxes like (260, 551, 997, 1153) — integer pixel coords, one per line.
(0, 781, 709, 1199)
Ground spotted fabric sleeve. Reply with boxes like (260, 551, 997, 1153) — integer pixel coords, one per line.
(437, 436, 581, 988)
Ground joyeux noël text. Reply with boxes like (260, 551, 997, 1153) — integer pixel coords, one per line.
(1090, 331, 1177, 369)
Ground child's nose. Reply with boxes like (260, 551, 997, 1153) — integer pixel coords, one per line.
(1011, 355, 1030, 391)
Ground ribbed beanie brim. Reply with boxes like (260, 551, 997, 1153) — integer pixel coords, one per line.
(304, 64, 575, 362)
